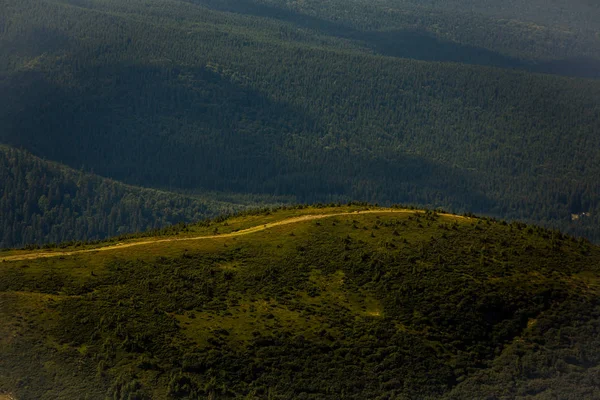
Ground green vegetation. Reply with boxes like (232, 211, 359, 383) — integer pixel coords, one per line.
(1, 0, 600, 243)
(0, 145, 286, 248)
(2, 207, 600, 398)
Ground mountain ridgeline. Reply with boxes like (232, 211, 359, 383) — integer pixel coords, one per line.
(1, 207, 599, 399)
(1, 0, 600, 243)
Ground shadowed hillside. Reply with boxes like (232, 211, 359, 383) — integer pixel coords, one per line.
(0, 145, 256, 248)
(2, 0, 600, 242)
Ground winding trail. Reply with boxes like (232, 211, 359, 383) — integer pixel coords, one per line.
(0, 209, 462, 263)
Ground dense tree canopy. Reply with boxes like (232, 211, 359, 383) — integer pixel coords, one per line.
(0, 0, 599, 243)
(0, 145, 249, 248)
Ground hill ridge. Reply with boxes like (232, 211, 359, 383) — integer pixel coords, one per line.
(0, 208, 466, 262)
(2, 206, 599, 399)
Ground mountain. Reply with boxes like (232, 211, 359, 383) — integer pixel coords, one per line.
(1, 0, 600, 243)
(1, 206, 599, 399)
(0, 145, 253, 248)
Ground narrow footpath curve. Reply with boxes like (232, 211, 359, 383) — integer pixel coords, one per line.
(0, 209, 463, 262)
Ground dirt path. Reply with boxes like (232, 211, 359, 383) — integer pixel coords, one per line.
(0, 209, 461, 262)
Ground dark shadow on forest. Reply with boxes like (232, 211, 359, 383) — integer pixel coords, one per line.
(188, 0, 599, 79)
(187, 0, 524, 67)
(355, 30, 526, 69)
(531, 57, 600, 79)
(2, 27, 72, 59)
(0, 62, 494, 213)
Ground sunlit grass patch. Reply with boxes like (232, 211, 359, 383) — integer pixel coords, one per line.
(174, 297, 329, 346)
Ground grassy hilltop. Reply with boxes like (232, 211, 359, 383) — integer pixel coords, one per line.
(1, 205, 600, 399)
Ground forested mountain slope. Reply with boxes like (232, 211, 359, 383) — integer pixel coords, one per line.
(0, 145, 247, 248)
(1, 0, 599, 241)
(1, 206, 600, 398)
(200, 0, 600, 73)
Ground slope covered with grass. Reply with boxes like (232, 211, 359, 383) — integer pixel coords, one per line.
(1, 206, 599, 399)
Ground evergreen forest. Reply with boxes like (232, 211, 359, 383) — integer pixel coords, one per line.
(1, 0, 600, 244)
(0, 145, 263, 248)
